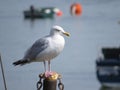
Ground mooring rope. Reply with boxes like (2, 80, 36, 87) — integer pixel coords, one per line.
(0, 53, 7, 90)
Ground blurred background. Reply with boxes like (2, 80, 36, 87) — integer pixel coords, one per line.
(0, 0, 120, 90)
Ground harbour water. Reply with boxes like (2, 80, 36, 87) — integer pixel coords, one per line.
(0, 0, 120, 90)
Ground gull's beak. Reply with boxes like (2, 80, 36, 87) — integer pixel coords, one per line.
(63, 32, 70, 37)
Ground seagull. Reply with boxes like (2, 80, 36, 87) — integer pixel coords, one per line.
(13, 25, 70, 77)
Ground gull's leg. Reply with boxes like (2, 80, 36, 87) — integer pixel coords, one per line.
(43, 61, 47, 72)
(44, 60, 53, 77)
(48, 60, 51, 72)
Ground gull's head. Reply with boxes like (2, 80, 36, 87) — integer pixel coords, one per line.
(50, 25, 70, 37)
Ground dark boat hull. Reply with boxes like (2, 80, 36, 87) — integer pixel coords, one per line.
(96, 68, 120, 87)
(24, 11, 54, 19)
(96, 47, 120, 87)
(96, 59, 120, 87)
(23, 7, 56, 19)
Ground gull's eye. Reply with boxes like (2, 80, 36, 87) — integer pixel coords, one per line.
(56, 29, 60, 32)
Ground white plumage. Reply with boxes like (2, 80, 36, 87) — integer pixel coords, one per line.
(13, 25, 70, 74)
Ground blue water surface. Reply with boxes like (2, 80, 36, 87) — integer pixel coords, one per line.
(0, 0, 120, 90)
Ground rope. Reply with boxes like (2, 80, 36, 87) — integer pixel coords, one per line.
(0, 53, 7, 90)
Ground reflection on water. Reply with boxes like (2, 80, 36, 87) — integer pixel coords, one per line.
(100, 86, 120, 90)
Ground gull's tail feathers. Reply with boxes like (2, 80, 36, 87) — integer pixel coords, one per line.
(13, 59, 30, 66)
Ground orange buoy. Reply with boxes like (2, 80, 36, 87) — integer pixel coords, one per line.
(70, 3, 82, 16)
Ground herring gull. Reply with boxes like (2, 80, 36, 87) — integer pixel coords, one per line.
(13, 25, 70, 76)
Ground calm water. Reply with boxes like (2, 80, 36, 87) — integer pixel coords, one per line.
(0, 0, 120, 90)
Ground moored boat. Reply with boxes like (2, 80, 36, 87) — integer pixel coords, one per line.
(96, 47, 120, 87)
(24, 5, 62, 19)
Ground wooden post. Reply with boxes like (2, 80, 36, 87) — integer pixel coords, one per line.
(43, 78, 57, 90)
(43, 72, 59, 90)
(37, 72, 64, 90)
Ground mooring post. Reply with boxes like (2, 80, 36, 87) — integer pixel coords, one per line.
(43, 78, 57, 90)
(37, 72, 64, 90)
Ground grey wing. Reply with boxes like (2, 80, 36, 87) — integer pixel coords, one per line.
(24, 38, 49, 60)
